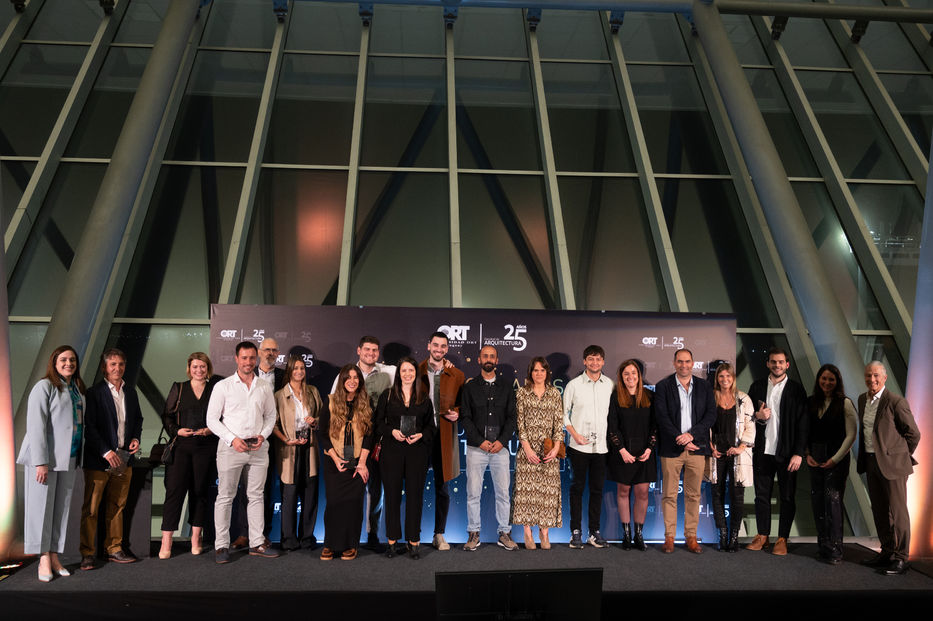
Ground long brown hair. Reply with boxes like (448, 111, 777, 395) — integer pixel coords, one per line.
(390, 357, 426, 405)
(523, 356, 553, 389)
(616, 359, 650, 408)
(330, 364, 373, 440)
(44, 345, 86, 394)
(713, 362, 738, 406)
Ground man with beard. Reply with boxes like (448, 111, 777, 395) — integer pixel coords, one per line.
(459, 345, 518, 551)
(417, 331, 465, 551)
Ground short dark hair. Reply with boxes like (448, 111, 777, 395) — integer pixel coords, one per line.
(359, 336, 380, 348)
(767, 347, 789, 360)
(674, 348, 693, 360)
(429, 331, 448, 343)
(583, 345, 605, 359)
(99, 348, 126, 374)
(235, 341, 258, 356)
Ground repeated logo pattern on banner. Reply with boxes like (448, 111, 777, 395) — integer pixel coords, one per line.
(211, 304, 737, 543)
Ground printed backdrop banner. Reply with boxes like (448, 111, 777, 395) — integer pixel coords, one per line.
(211, 304, 737, 544)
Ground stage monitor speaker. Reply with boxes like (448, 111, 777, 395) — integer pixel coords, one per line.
(436, 567, 602, 620)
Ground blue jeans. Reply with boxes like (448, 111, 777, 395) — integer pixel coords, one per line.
(466, 445, 511, 534)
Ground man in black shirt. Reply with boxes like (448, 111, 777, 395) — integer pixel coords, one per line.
(459, 345, 518, 551)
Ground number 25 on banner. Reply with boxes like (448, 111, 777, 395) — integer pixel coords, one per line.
(504, 324, 527, 352)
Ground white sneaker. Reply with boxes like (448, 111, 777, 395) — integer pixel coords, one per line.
(433, 533, 451, 551)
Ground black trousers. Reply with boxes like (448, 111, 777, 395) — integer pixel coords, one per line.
(710, 455, 745, 531)
(366, 451, 383, 537)
(161, 437, 217, 531)
(752, 453, 797, 539)
(430, 432, 450, 535)
(380, 440, 429, 542)
(568, 448, 606, 533)
(280, 445, 319, 548)
(810, 453, 849, 560)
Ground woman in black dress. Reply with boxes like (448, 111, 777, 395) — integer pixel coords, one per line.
(318, 364, 373, 561)
(607, 359, 656, 551)
(806, 363, 856, 564)
(375, 357, 435, 560)
(158, 352, 219, 558)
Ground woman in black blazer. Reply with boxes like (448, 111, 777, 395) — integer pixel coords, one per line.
(375, 357, 435, 559)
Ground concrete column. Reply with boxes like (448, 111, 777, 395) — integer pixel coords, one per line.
(14, 0, 200, 426)
(690, 0, 865, 391)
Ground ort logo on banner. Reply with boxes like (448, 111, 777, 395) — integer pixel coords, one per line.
(219, 329, 239, 339)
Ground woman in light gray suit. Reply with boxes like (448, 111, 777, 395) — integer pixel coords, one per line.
(16, 345, 86, 582)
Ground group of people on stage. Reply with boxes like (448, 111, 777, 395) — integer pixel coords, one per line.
(18, 332, 921, 580)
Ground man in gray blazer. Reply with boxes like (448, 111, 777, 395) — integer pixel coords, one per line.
(857, 361, 920, 576)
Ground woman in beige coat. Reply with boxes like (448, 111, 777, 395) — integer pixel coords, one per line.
(273, 355, 323, 551)
(707, 362, 755, 552)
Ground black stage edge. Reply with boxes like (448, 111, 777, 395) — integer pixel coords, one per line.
(2, 543, 932, 620)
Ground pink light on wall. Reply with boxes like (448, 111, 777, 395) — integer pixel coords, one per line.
(0, 244, 16, 560)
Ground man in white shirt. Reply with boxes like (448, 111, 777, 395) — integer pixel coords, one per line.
(331, 336, 396, 550)
(563, 345, 614, 549)
(208, 341, 279, 563)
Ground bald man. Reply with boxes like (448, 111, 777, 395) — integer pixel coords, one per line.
(857, 362, 920, 575)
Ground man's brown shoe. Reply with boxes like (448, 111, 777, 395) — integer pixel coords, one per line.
(746, 534, 769, 551)
(772, 537, 788, 556)
(685, 536, 703, 554)
(661, 536, 675, 554)
(231, 535, 249, 550)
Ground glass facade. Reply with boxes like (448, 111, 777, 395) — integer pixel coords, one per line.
(3, 0, 930, 540)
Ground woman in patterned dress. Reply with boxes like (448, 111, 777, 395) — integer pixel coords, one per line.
(511, 357, 564, 549)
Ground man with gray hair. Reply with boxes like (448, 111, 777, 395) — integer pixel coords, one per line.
(857, 361, 920, 576)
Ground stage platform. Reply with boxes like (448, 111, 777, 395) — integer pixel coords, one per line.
(2, 538, 932, 620)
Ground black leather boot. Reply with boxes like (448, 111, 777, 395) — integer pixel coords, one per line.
(620, 523, 632, 550)
(718, 528, 729, 551)
(728, 527, 740, 553)
(632, 523, 647, 551)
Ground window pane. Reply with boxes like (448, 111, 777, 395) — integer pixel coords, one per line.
(536, 10, 608, 61)
(9, 322, 48, 414)
(660, 178, 781, 328)
(735, 333, 801, 388)
(855, 334, 907, 395)
(9, 163, 106, 316)
(880, 73, 933, 157)
(65, 47, 151, 158)
(27, 0, 100, 42)
(542, 62, 635, 173)
(114, 0, 169, 44)
(201, 0, 276, 49)
(165, 51, 267, 162)
(239, 169, 347, 306)
(723, 14, 769, 66)
(104, 324, 212, 449)
(456, 60, 541, 170)
(558, 177, 665, 311)
(851, 20, 925, 72)
(370, 5, 443, 56)
(116, 166, 245, 319)
(619, 13, 689, 63)
(0, 44, 84, 156)
(286, 0, 361, 52)
(1, 160, 36, 236)
(265, 54, 357, 165)
(778, 18, 847, 68)
(349, 172, 449, 307)
(746, 68, 819, 177)
(798, 71, 909, 180)
(794, 181, 887, 330)
(454, 8, 526, 58)
(459, 173, 553, 309)
(629, 65, 729, 174)
(849, 183, 923, 315)
(360, 57, 446, 167)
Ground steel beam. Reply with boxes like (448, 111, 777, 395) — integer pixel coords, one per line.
(445, 26, 462, 307)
